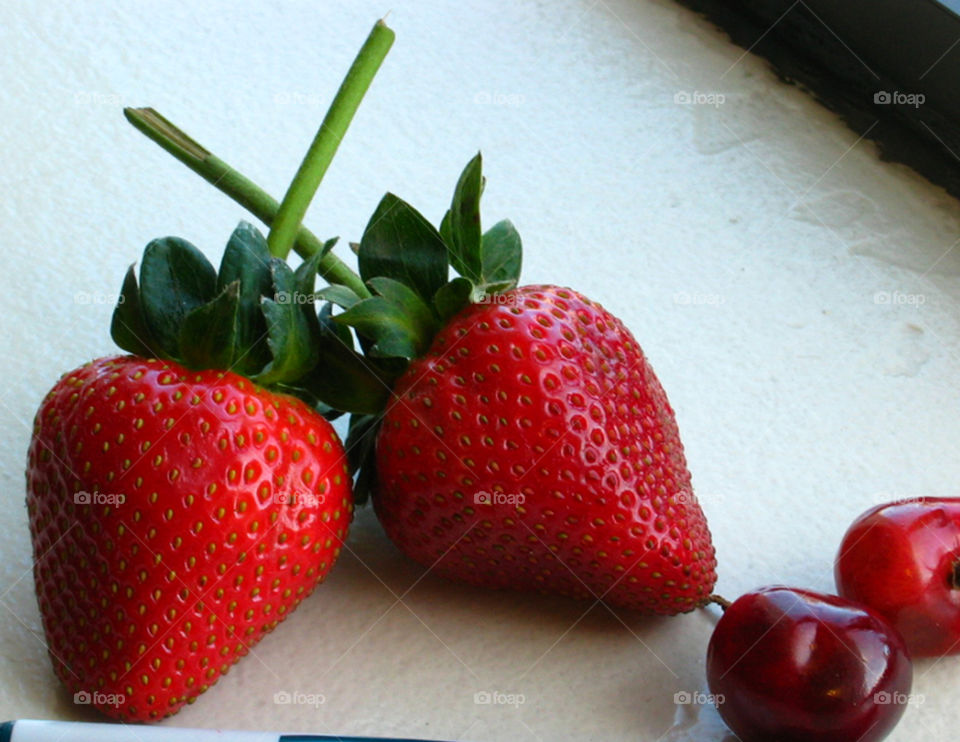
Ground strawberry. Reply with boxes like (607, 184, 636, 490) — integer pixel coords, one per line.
(27, 355, 351, 721)
(25, 20, 396, 720)
(373, 285, 715, 613)
(314, 155, 718, 614)
(25, 221, 357, 721)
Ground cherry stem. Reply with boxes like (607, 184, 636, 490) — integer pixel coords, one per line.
(267, 19, 395, 261)
(709, 594, 732, 611)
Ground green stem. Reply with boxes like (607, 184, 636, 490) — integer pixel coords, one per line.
(267, 19, 395, 261)
(123, 106, 370, 299)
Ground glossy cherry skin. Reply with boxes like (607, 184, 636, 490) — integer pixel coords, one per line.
(836, 497, 960, 656)
(707, 587, 912, 742)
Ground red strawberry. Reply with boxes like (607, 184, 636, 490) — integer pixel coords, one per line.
(27, 356, 351, 720)
(28, 24, 395, 720)
(23, 209, 369, 720)
(374, 286, 715, 613)
(318, 155, 717, 614)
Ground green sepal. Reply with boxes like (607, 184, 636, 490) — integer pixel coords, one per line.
(253, 259, 318, 386)
(345, 413, 382, 506)
(217, 222, 274, 375)
(319, 301, 355, 349)
(480, 219, 522, 288)
(433, 277, 473, 322)
(367, 276, 438, 336)
(442, 152, 484, 283)
(299, 304, 393, 416)
(439, 210, 454, 261)
(336, 297, 425, 359)
(139, 236, 217, 358)
(359, 193, 448, 303)
(294, 248, 326, 346)
(111, 264, 164, 358)
(294, 249, 326, 300)
(320, 236, 340, 257)
(317, 284, 363, 310)
(178, 280, 241, 370)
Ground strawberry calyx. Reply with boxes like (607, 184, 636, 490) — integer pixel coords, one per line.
(110, 20, 396, 416)
(110, 222, 338, 406)
(314, 154, 523, 502)
(325, 154, 522, 364)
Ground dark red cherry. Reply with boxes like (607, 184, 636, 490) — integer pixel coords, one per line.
(706, 586, 912, 742)
(836, 497, 960, 657)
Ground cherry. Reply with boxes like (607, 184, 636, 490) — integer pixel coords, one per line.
(836, 497, 960, 656)
(706, 586, 912, 742)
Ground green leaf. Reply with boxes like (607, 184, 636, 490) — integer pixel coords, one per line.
(218, 222, 272, 292)
(178, 281, 241, 370)
(139, 236, 217, 358)
(432, 277, 473, 322)
(317, 284, 362, 310)
(318, 301, 354, 350)
(336, 297, 424, 359)
(217, 222, 273, 375)
(439, 209, 454, 255)
(359, 193, 448, 302)
(480, 219, 522, 288)
(111, 264, 163, 358)
(472, 281, 518, 309)
(294, 250, 325, 297)
(293, 250, 325, 353)
(367, 276, 437, 338)
(301, 310, 392, 416)
(254, 259, 317, 385)
(320, 236, 340, 257)
(444, 153, 484, 283)
(345, 413, 382, 506)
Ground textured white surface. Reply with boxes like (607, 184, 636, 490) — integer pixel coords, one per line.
(3, 0, 960, 739)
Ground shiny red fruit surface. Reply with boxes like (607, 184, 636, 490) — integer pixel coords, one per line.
(707, 586, 912, 742)
(836, 497, 960, 656)
(26, 356, 352, 720)
(374, 285, 717, 615)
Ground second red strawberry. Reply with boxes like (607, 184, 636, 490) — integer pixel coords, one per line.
(317, 154, 718, 614)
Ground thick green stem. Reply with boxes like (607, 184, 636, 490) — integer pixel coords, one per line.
(267, 19, 395, 260)
(123, 107, 370, 299)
